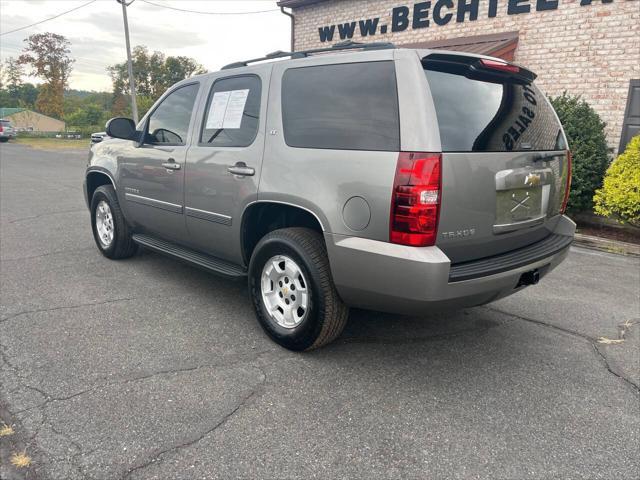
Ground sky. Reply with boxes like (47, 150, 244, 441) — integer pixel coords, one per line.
(0, 0, 290, 92)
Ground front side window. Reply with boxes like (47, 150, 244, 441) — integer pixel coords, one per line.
(200, 75, 261, 147)
(147, 83, 199, 145)
(281, 62, 400, 151)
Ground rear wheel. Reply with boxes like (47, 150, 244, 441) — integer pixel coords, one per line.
(90, 185, 137, 259)
(249, 228, 349, 351)
(0, 138, 8, 143)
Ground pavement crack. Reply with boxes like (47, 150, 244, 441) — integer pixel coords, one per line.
(7, 208, 86, 224)
(1, 246, 95, 261)
(8, 355, 272, 415)
(485, 306, 640, 395)
(0, 297, 140, 324)
(482, 306, 596, 342)
(592, 343, 640, 393)
(121, 368, 266, 480)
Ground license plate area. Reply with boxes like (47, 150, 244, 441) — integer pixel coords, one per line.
(496, 185, 545, 221)
(494, 167, 553, 234)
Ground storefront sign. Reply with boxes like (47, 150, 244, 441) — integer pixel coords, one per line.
(318, 0, 614, 42)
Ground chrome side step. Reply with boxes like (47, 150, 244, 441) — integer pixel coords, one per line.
(132, 234, 246, 278)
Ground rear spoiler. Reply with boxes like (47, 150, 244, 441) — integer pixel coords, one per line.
(423, 53, 536, 84)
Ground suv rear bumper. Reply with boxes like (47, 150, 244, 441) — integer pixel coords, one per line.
(325, 215, 575, 315)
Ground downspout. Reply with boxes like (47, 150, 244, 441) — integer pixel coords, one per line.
(280, 6, 295, 52)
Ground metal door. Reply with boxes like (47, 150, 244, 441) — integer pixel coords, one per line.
(183, 66, 271, 263)
(119, 82, 201, 243)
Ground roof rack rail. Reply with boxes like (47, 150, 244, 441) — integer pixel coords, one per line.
(221, 40, 395, 70)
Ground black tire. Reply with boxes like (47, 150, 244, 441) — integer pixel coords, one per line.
(0, 138, 8, 143)
(90, 184, 137, 259)
(249, 227, 349, 351)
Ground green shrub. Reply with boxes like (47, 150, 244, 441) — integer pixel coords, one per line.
(593, 135, 640, 227)
(549, 93, 610, 213)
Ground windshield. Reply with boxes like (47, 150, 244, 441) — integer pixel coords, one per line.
(425, 65, 566, 152)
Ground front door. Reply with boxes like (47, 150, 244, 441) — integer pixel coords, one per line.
(119, 82, 200, 243)
(184, 67, 270, 263)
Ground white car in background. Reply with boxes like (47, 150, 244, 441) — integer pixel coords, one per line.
(91, 131, 107, 144)
(0, 119, 16, 142)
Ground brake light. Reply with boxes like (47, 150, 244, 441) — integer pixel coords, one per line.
(0, 125, 3, 133)
(561, 150, 572, 214)
(480, 58, 520, 74)
(390, 152, 442, 247)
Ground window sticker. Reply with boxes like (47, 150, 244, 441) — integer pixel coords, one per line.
(205, 89, 250, 130)
(205, 91, 230, 129)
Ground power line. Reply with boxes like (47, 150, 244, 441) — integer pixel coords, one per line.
(0, 0, 98, 37)
(138, 0, 278, 15)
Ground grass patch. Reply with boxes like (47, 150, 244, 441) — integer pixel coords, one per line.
(11, 137, 89, 151)
(10, 451, 31, 468)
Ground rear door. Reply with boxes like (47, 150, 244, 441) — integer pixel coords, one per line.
(423, 53, 570, 263)
(183, 66, 270, 264)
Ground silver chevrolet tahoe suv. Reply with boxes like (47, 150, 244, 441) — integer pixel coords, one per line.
(84, 42, 574, 351)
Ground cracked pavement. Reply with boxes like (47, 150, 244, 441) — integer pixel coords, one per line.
(1, 143, 639, 479)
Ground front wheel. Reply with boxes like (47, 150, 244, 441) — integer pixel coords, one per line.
(249, 228, 349, 351)
(90, 184, 137, 259)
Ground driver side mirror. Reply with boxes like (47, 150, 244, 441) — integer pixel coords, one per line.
(105, 117, 137, 140)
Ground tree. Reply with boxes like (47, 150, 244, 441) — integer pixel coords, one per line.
(163, 56, 204, 88)
(4, 57, 24, 97)
(18, 33, 74, 119)
(108, 45, 205, 114)
(15, 83, 38, 108)
(549, 93, 610, 213)
(594, 135, 640, 226)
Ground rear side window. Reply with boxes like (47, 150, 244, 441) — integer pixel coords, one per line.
(425, 63, 565, 152)
(282, 62, 400, 151)
(200, 75, 261, 147)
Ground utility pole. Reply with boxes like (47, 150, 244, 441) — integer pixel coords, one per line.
(117, 0, 139, 123)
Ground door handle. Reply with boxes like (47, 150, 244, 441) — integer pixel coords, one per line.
(162, 158, 181, 170)
(227, 162, 255, 177)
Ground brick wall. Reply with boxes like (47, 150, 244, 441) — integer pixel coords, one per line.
(291, 0, 640, 152)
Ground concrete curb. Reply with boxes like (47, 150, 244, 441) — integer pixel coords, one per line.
(573, 233, 640, 257)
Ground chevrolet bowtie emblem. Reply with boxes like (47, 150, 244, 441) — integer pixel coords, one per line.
(524, 172, 542, 187)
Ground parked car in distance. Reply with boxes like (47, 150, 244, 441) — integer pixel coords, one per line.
(91, 132, 107, 144)
(0, 119, 16, 142)
(84, 41, 575, 351)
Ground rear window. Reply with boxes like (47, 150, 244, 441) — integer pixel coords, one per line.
(282, 61, 400, 151)
(425, 63, 565, 152)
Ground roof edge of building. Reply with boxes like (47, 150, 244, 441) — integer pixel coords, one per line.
(277, 0, 328, 7)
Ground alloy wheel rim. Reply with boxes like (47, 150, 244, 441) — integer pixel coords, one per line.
(260, 255, 309, 329)
(95, 200, 115, 248)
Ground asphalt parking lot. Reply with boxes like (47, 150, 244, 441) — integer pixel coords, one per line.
(1, 143, 639, 480)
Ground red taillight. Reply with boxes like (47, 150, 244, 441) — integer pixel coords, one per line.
(0, 125, 3, 133)
(390, 152, 442, 247)
(480, 58, 520, 74)
(561, 150, 572, 214)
